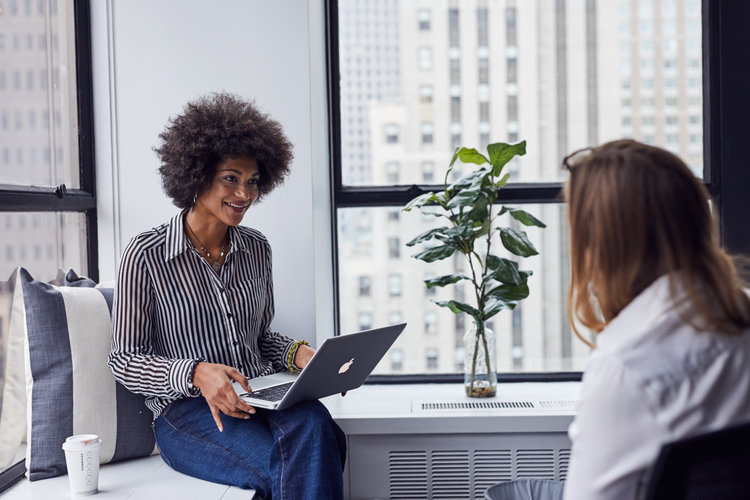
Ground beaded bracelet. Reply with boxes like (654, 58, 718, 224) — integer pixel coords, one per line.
(187, 358, 203, 395)
(286, 340, 310, 373)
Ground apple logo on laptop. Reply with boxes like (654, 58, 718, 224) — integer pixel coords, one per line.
(339, 358, 355, 374)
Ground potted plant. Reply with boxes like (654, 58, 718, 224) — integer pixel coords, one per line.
(403, 141, 545, 397)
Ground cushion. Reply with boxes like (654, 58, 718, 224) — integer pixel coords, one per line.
(15, 268, 156, 481)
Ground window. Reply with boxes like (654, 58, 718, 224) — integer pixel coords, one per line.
(425, 348, 439, 370)
(385, 123, 399, 143)
(424, 311, 437, 335)
(420, 122, 434, 144)
(388, 237, 400, 259)
(358, 312, 373, 331)
(358, 276, 371, 296)
(421, 161, 435, 183)
(331, 1, 748, 380)
(0, 0, 96, 482)
(417, 8, 431, 31)
(390, 348, 404, 371)
(419, 84, 433, 103)
(385, 161, 399, 184)
(418, 46, 432, 70)
(388, 274, 402, 297)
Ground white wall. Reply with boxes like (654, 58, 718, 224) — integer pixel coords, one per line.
(91, 0, 333, 345)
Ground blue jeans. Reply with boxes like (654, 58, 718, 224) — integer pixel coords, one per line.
(153, 396, 346, 500)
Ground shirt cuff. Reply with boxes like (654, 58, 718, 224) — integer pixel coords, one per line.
(170, 358, 202, 397)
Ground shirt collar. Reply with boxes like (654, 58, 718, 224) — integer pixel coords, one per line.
(596, 274, 685, 353)
(164, 210, 249, 261)
(164, 210, 193, 262)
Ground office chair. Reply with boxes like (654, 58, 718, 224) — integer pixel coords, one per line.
(643, 420, 750, 500)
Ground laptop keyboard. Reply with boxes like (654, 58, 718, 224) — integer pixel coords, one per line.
(241, 382, 294, 402)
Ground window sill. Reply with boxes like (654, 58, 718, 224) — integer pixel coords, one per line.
(322, 381, 580, 435)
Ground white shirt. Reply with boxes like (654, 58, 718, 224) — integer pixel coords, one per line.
(563, 275, 750, 500)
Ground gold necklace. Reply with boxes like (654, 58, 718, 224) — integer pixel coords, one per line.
(185, 221, 228, 273)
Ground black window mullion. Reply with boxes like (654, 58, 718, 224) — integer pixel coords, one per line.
(0, 187, 96, 212)
(334, 183, 564, 208)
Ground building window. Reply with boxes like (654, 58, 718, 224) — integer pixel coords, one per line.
(477, 7, 488, 47)
(385, 161, 399, 184)
(388, 274, 402, 297)
(420, 122, 434, 144)
(424, 311, 437, 335)
(419, 84, 433, 103)
(390, 348, 404, 371)
(417, 8, 431, 31)
(451, 96, 461, 122)
(448, 8, 459, 47)
(450, 58, 460, 85)
(426, 348, 439, 370)
(388, 237, 400, 259)
(358, 276, 371, 296)
(385, 123, 399, 143)
(358, 312, 373, 331)
(421, 161, 434, 183)
(418, 46, 433, 70)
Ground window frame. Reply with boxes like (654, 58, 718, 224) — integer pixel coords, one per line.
(325, 0, 750, 383)
(0, 0, 98, 281)
(0, 0, 96, 491)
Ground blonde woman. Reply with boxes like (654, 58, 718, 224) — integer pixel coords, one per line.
(486, 140, 750, 500)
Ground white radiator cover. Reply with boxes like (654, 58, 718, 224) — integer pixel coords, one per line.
(324, 382, 580, 500)
(349, 432, 571, 500)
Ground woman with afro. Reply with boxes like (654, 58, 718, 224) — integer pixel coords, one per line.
(109, 93, 346, 499)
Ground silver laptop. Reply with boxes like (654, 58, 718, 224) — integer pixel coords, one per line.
(233, 323, 406, 410)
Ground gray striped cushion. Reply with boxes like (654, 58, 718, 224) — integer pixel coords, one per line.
(17, 268, 156, 481)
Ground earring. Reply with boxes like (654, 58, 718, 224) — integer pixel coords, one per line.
(192, 194, 197, 206)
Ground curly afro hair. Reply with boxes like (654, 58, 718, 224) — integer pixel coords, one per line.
(155, 92, 293, 209)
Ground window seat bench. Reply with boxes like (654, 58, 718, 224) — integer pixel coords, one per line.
(1, 455, 257, 500)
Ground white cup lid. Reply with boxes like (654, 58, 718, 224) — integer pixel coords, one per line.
(62, 434, 102, 450)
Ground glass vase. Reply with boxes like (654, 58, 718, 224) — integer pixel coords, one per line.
(463, 320, 497, 398)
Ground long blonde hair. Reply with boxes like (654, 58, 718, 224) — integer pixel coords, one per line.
(565, 140, 750, 346)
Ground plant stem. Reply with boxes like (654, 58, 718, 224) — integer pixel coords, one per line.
(470, 328, 479, 393)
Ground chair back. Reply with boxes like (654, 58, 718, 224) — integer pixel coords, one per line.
(644, 420, 750, 500)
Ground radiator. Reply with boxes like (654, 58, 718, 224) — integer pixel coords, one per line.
(343, 398, 575, 500)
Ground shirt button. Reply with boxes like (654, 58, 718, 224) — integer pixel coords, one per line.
(233, 341, 239, 346)
(227, 312, 233, 318)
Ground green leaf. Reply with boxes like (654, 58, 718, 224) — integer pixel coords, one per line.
(482, 298, 512, 320)
(403, 191, 439, 212)
(495, 173, 511, 188)
(413, 245, 456, 263)
(487, 141, 526, 176)
(405, 226, 451, 247)
(485, 257, 522, 285)
(486, 282, 530, 302)
(434, 300, 481, 319)
(446, 187, 481, 209)
(503, 207, 547, 228)
(424, 274, 469, 288)
(498, 227, 539, 257)
(457, 147, 490, 166)
(467, 194, 489, 222)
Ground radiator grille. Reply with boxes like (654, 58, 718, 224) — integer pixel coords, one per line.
(387, 448, 568, 499)
(432, 450, 470, 498)
(558, 448, 571, 480)
(388, 451, 427, 499)
(418, 401, 534, 411)
(473, 450, 512, 499)
(516, 449, 555, 479)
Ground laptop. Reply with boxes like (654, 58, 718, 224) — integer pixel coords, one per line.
(233, 323, 406, 410)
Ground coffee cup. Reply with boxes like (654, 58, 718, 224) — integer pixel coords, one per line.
(62, 434, 102, 496)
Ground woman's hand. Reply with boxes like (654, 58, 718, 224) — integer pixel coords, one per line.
(294, 344, 316, 370)
(191, 362, 255, 432)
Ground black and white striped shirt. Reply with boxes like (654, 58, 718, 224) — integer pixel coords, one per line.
(108, 210, 297, 418)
